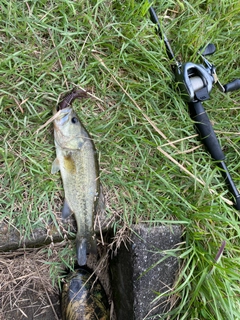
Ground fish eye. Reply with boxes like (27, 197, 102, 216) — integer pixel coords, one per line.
(71, 117, 78, 124)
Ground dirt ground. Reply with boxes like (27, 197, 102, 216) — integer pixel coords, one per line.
(0, 247, 62, 320)
(0, 242, 115, 320)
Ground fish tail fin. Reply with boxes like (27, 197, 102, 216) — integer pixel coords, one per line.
(76, 236, 87, 266)
(76, 234, 97, 266)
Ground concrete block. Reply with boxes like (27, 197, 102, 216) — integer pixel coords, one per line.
(110, 224, 182, 319)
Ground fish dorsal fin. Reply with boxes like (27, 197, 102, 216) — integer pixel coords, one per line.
(95, 184, 106, 213)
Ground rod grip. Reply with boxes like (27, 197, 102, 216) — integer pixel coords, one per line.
(189, 101, 225, 161)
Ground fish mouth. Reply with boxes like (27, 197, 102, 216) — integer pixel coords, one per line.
(54, 107, 72, 126)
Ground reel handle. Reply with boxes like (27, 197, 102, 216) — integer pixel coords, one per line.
(188, 101, 225, 160)
(224, 79, 240, 93)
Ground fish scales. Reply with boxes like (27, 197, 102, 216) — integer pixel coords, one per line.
(59, 143, 97, 241)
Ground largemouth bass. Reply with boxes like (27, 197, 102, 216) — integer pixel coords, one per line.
(52, 90, 99, 266)
(61, 268, 110, 320)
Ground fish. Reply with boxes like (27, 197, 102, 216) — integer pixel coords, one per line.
(61, 268, 110, 320)
(52, 89, 99, 266)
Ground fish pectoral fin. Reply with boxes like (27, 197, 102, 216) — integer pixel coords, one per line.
(51, 158, 60, 174)
(62, 199, 72, 219)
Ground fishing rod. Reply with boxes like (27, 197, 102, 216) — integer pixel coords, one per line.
(149, 3, 240, 210)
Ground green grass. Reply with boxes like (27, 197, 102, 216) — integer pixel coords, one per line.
(1, 0, 240, 318)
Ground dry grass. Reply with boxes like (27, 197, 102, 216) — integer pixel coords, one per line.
(0, 246, 62, 320)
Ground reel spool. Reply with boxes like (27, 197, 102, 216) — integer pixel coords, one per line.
(176, 62, 214, 102)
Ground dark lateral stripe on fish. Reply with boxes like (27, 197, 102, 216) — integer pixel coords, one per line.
(57, 89, 88, 111)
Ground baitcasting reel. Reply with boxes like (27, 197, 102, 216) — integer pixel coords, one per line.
(176, 43, 240, 102)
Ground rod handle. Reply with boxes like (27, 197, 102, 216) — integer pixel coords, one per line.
(188, 101, 225, 161)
